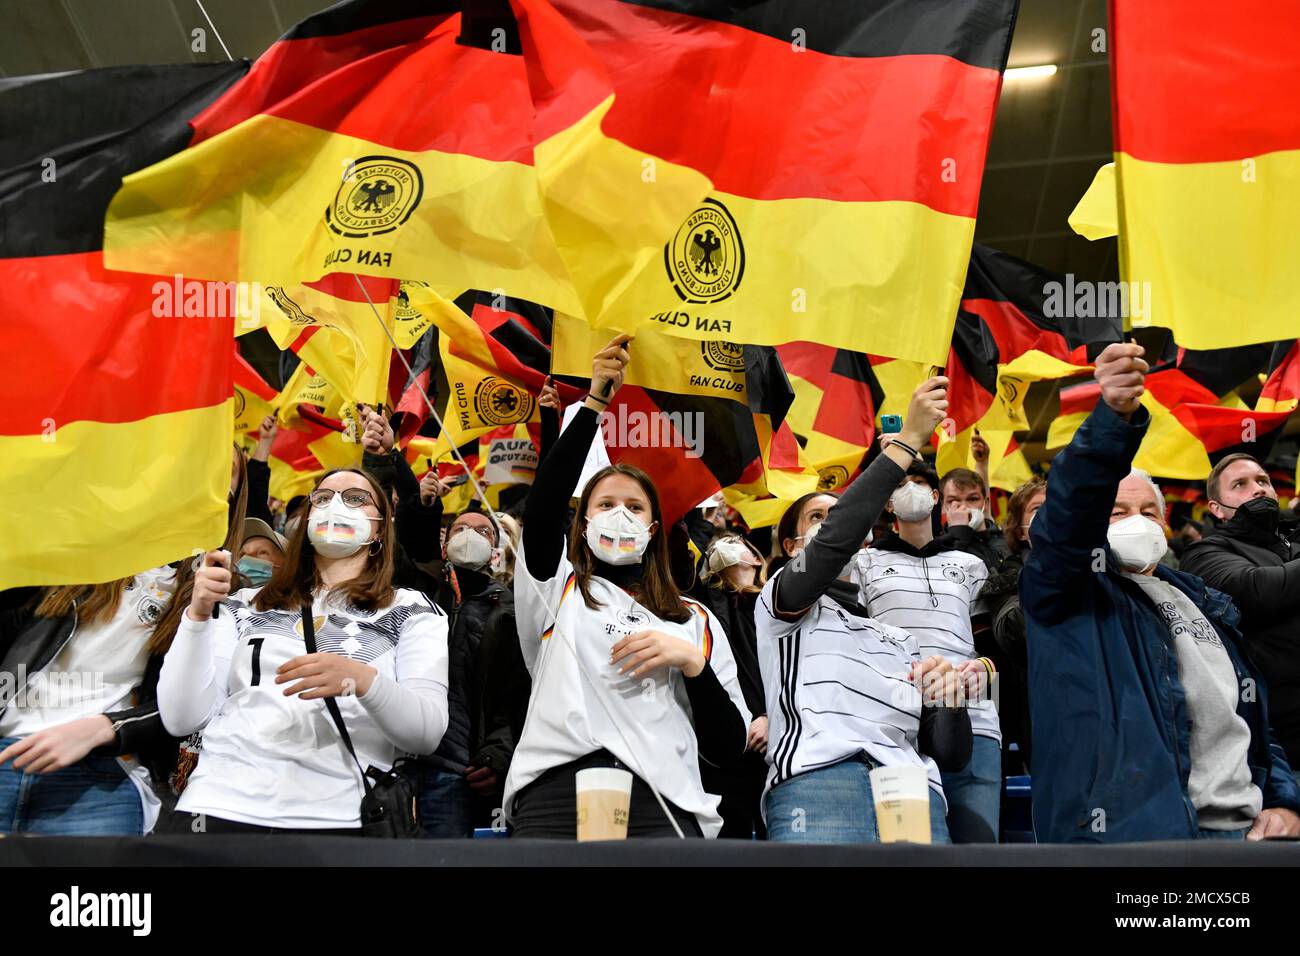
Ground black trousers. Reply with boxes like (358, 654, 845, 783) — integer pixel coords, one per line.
(510, 749, 702, 839)
(700, 750, 767, 839)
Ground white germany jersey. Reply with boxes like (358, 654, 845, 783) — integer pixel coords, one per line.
(854, 547, 1000, 741)
(174, 587, 447, 829)
(505, 543, 750, 839)
(755, 570, 943, 811)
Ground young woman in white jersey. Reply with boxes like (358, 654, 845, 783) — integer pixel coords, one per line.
(158, 467, 449, 834)
(504, 336, 750, 839)
(757, 377, 972, 843)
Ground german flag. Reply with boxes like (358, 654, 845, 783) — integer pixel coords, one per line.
(233, 351, 279, 445)
(0, 62, 247, 589)
(1111, 0, 1300, 348)
(419, 288, 584, 458)
(1256, 340, 1300, 416)
(103, 0, 707, 324)
(265, 414, 339, 503)
(551, 0, 1018, 362)
(1047, 362, 1294, 479)
(776, 344, 885, 493)
(935, 244, 1121, 478)
(1169, 340, 1280, 400)
(594, 337, 806, 526)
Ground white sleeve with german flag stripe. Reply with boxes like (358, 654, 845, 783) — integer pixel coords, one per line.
(683, 598, 751, 734)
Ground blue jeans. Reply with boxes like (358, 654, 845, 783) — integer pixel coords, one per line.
(418, 768, 474, 839)
(0, 736, 143, 835)
(765, 755, 951, 844)
(1198, 827, 1247, 840)
(941, 735, 1001, 844)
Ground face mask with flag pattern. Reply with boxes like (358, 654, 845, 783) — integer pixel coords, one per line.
(308, 495, 378, 559)
(585, 505, 652, 566)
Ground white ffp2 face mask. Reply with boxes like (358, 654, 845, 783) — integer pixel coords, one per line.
(1107, 513, 1168, 571)
(891, 482, 935, 523)
(446, 527, 494, 571)
(308, 496, 378, 559)
(585, 505, 652, 565)
(967, 508, 986, 532)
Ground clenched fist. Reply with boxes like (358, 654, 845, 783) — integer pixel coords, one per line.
(1095, 342, 1148, 418)
(188, 549, 232, 622)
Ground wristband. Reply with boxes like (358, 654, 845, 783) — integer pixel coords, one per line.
(586, 392, 610, 407)
(889, 438, 922, 461)
(978, 657, 996, 699)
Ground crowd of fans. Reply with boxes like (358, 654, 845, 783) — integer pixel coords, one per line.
(2, 338, 1298, 843)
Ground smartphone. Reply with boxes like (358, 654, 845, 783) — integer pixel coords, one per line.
(437, 462, 470, 487)
(880, 414, 903, 435)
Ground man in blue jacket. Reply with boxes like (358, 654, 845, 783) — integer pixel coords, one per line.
(1022, 342, 1300, 843)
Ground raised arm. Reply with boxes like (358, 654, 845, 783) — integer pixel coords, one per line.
(158, 550, 238, 735)
(774, 377, 949, 616)
(1022, 343, 1150, 623)
(522, 335, 630, 581)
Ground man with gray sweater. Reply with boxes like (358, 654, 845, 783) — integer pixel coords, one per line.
(1021, 342, 1300, 842)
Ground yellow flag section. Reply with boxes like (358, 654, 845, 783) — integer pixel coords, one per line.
(552, 313, 750, 403)
(937, 350, 1087, 487)
(1111, 1, 1300, 348)
(102, 2, 711, 331)
(274, 362, 362, 474)
(233, 353, 278, 447)
(428, 331, 538, 462)
(261, 275, 395, 408)
(1068, 163, 1118, 241)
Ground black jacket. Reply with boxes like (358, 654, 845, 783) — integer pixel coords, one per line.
(1179, 507, 1300, 765)
(939, 523, 1011, 574)
(423, 571, 529, 778)
(0, 590, 177, 781)
(679, 513, 766, 721)
(975, 549, 1031, 770)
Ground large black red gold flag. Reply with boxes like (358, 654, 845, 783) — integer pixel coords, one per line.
(548, 0, 1019, 362)
(777, 344, 885, 493)
(1111, 0, 1300, 349)
(934, 243, 1122, 480)
(103, 0, 709, 323)
(552, 316, 809, 524)
(0, 62, 248, 588)
(1048, 344, 1298, 480)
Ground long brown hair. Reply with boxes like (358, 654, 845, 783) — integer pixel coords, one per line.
(569, 464, 688, 624)
(767, 490, 841, 576)
(35, 579, 134, 629)
(255, 467, 396, 613)
(147, 444, 250, 655)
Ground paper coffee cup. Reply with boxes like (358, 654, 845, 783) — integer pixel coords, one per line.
(868, 765, 932, 844)
(575, 767, 633, 841)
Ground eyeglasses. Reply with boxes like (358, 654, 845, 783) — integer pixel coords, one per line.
(309, 487, 376, 510)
